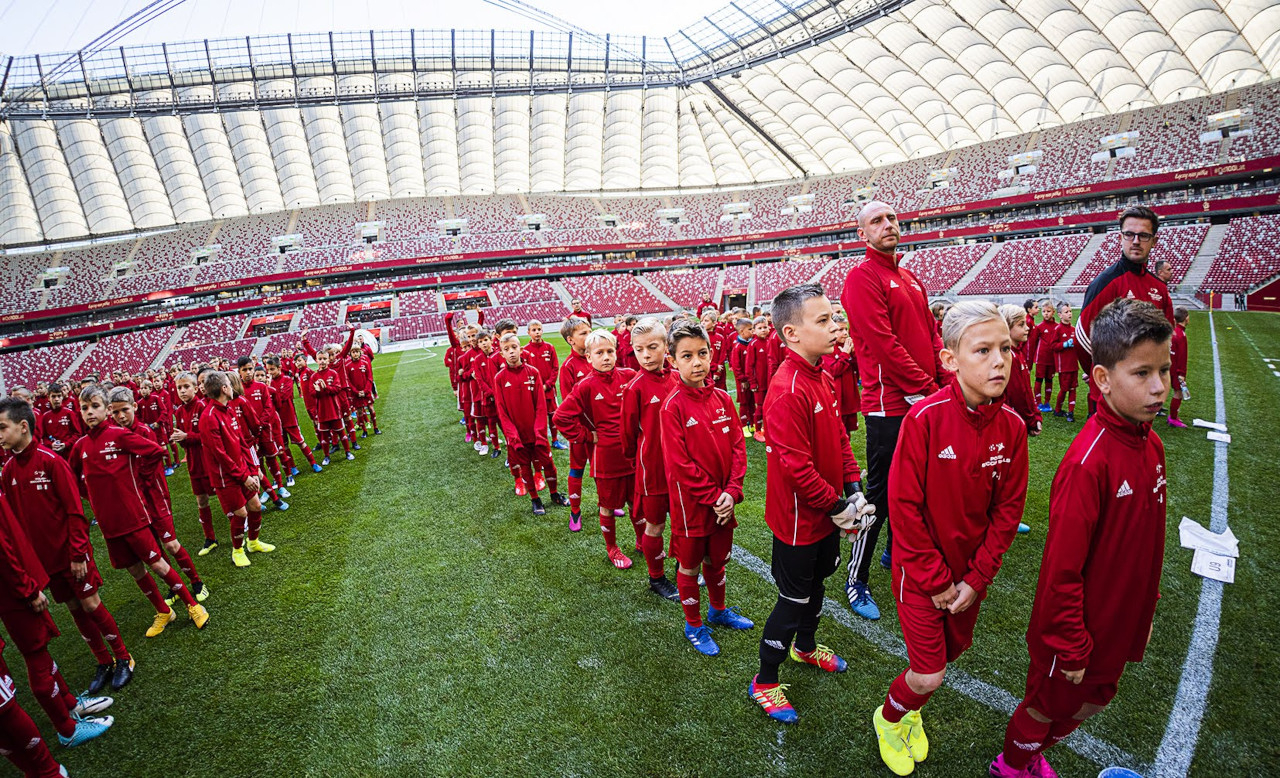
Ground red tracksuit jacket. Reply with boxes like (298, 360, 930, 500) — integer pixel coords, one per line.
(229, 395, 261, 461)
(69, 421, 164, 539)
(841, 246, 946, 417)
(243, 381, 280, 436)
(445, 346, 460, 390)
(295, 365, 319, 418)
(888, 382, 1029, 600)
(615, 329, 636, 371)
(553, 368, 638, 479)
(1, 444, 92, 574)
(522, 340, 559, 396)
(763, 349, 862, 545)
(311, 368, 343, 423)
(457, 347, 483, 405)
(120, 422, 174, 527)
(175, 397, 209, 480)
(1026, 399, 1166, 682)
(1032, 320, 1058, 368)
(558, 351, 590, 400)
(621, 367, 678, 497)
(764, 330, 785, 384)
(473, 350, 500, 410)
(660, 382, 747, 537)
(1170, 324, 1187, 379)
(40, 406, 82, 453)
(492, 362, 550, 451)
(200, 401, 254, 489)
(821, 350, 861, 418)
(0, 493, 48, 603)
(271, 374, 302, 429)
(744, 338, 769, 392)
(347, 357, 374, 401)
(1076, 258, 1174, 368)
(729, 337, 751, 384)
(1004, 350, 1042, 434)
(1053, 323, 1079, 374)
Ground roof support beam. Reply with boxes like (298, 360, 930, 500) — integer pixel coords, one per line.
(703, 78, 807, 177)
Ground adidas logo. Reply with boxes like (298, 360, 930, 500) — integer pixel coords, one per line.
(504, 382, 511, 387)
(889, 280, 900, 288)
(149, 551, 158, 559)
(814, 401, 823, 413)
(649, 396, 660, 404)
(764, 639, 785, 650)
(681, 597, 699, 606)
(83, 583, 92, 592)
(686, 417, 698, 427)
(938, 446, 957, 460)
(1116, 480, 1133, 498)
(594, 393, 604, 400)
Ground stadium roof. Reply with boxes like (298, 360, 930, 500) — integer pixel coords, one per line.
(2, 0, 1278, 244)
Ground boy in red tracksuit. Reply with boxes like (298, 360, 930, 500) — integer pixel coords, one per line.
(0, 632, 71, 774)
(311, 350, 352, 463)
(458, 331, 488, 453)
(303, 329, 358, 449)
(267, 357, 321, 472)
(293, 353, 323, 450)
(135, 381, 170, 470)
(172, 372, 220, 552)
(764, 325, 785, 384)
(557, 316, 593, 529)
(554, 330, 638, 569)
(751, 283, 873, 725)
(227, 372, 286, 509)
(699, 310, 728, 390)
(107, 387, 209, 607)
(346, 345, 380, 436)
(1052, 305, 1080, 421)
(872, 301, 1029, 775)
(744, 317, 771, 441)
(444, 312, 471, 437)
(255, 364, 298, 479)
(0, 491, 114, 751)
(1032, 305, 1058, 408)
(614, 316, 635, 371)
(822, 314, 861, 433)
(70, 385, 210, 636)
(522, 320, 564, 448)
(729, 318, 755, 433)
(200, 371, 275, 569)
(492, 334, 570, 515)
(487, 320, 525, 486)
(238, 358, 290, 496)
(661, 320, 753, 657)
(0, 399, 134, 695)
(471, 330, 504, 461)
(992, 298, 1172, 778)
(39, 382, 82, 460)
(620, 318, 680, 601)
(999, 305, 1042, 438)
(1167, 307, 1189, 428)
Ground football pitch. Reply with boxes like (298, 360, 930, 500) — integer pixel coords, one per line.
(35, 310, 1279, 777)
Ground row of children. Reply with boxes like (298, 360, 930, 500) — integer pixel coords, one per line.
(445, 279, 1173, 778)
(0, 328, 387, 775)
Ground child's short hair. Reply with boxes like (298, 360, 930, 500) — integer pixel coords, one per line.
(48, 382, 66, 394)
(203, 371, 231, 397)
(998, 303, 1026, 329)
(736, 318, 753, 329)
(79, 384, 108, 405)
(499, 332, 520, 346)
(265, 356, 280, 367)
(752, 315, 767, 326)
(1090, 299, 1173, 370)
(475, 328, 493, 340)
(226, 371, 243, 396)
(941, 300, 1004, 351)
(1174, 306, 1189, 323)
(176, 371, 197, 385)
(10, 387, 31, 401)
(624, 315, 638, 326)
(560, 317, 590, 341)
(493, 318, 518, 335)
(583, 329, 617, 352)
(140, 379, 153, 390)
(832, 312, 848, 325)
(667, 320, 709, 354)
(630, 317, 666, 340)
(108, 386, 135, 404)
(771, 283, 825, 332)
(236, 356, 253, 368)
(929, 301, 947, 318)
(1058, 302, 1072, 313)
(0, 397, 36, 433)
(527, 319, 543, 328)
(1023, 299, 1036, 313)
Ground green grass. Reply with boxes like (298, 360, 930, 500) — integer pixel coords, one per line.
(25, 311, 1278, 777)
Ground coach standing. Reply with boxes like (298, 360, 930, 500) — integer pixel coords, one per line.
(840, 201, 947, 621)
(1075, 206, 1174, 416)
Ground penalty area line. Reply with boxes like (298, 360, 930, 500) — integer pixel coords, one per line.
(730, 544, 1146, 772)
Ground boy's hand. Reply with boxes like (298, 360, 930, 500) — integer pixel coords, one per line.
(244, 475, 260, 491)
(28, 592, 49, 614)
(1062, 668, 1085, 685)
(170, 429, 187, 443)
(50, 439, 64, 451)
(931, 584, 958, 610)
(71, 560, 87, 581)
(948, 581, 978, 614)
(713, 492, 735, 523)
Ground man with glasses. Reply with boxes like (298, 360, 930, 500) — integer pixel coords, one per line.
(1074, 206, 1175, 416)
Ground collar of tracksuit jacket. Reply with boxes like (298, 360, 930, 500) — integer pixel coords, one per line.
(944, 380, 1005, 431)
(865, 244, 904, 269)
(1093, 391, 1154, 447)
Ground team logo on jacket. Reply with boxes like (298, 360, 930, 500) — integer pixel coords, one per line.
(1116, 480, 1133, 498)
(813, 401, 823, 413)
(649, 396, 660, 404)
(1148, 290, 1163, 303)
(686, 417, 698, 427)
(938, 446, 957, 460)
(889, 280, 900, 289)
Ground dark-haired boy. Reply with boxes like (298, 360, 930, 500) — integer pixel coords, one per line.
(557, 316, 593, 529)
(992, 299, 1171, 778)
(492, 334, 569, 514)
(751, 283, 873, 724)
(522, 320, 565, 449)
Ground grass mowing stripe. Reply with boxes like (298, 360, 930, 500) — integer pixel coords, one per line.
(729, 544, 1146, 771)
(1151, 309, 1231, 778)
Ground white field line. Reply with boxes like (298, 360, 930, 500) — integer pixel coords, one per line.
(730, 544, 1145, 771)
(1150, 309, 1231, 777)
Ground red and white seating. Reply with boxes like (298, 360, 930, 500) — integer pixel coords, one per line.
(902, 244, 992, 294)
(641, 267, 721, 309)
(398, 289, 442, 316)
(167, 338, 257, 367)
(296, 204, 363, 248)
(386, 313, 447, 341)
(297, 301, 342, 330)
(178, 316, 249, 347)
(77, 328, 172, 378)
(816, 255, 865, 301)
(481, 301, 568, 326)
(559, 274, 668, 318)
(961, 234, 1090, 296)
(0, 342, 85, 389)
(1202, 214, 1280, 293)
(490, 278, 559, 305)
(756, 258, 828, 302)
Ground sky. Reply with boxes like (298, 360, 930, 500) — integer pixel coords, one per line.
(0, 0, 732, 57)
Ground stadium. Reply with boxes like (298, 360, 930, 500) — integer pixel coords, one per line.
(0, 0, 1276, 775)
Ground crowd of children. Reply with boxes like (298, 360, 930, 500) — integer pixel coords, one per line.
(0, 324, 386, 775)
